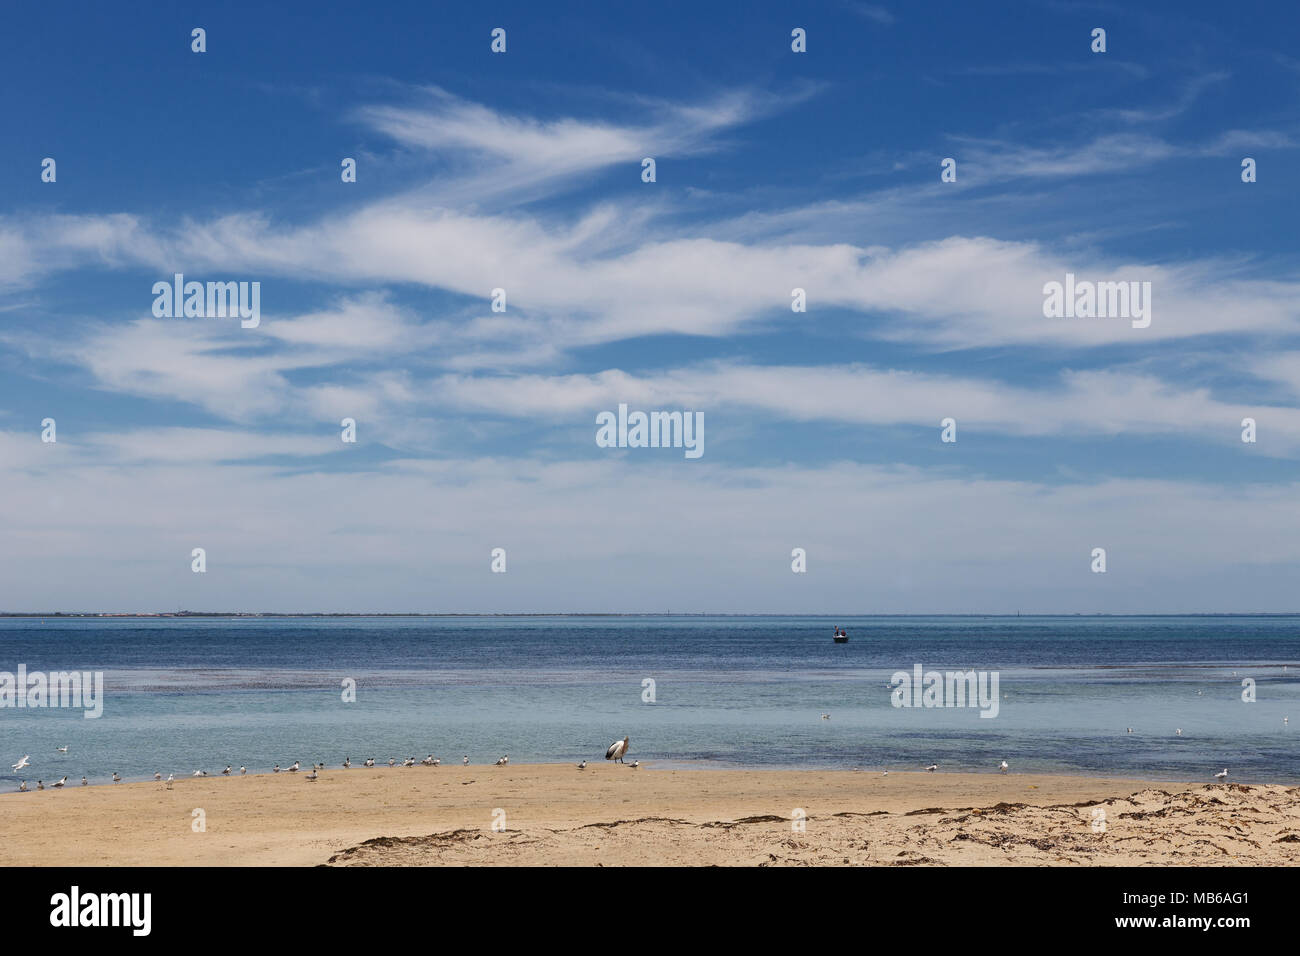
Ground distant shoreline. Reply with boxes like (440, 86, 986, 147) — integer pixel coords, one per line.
(3, 612, 1299, 619)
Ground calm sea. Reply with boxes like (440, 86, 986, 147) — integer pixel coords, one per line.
(1, 615, 1297, 785)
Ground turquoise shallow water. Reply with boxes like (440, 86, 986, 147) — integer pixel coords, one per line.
(0, 615, 1297, 785)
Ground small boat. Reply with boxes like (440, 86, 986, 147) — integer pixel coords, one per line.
(833, 628, 849, 643)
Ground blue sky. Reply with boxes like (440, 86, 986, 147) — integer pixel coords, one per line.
(3, 0, 1300, 613)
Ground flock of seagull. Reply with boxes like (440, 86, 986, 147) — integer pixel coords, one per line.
(8, 721, 1263, 791)
(9, 736, 639, 791)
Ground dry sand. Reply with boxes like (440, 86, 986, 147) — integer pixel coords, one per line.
(1, 764, 1297, 866)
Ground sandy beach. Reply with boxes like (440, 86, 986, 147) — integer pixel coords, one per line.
(1, 764, 1296, 866)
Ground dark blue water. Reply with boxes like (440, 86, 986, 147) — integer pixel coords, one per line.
(1, 615, 1297, 786)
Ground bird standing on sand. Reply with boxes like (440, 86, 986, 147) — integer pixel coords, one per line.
(999, 760, 1008, 774)
(364, 757, 375, 768)
(37, 780, 44, 790)
(153, 771, 162, 781)
(193, 770, 207, 777)
(240, 766, 247, 775)
(165, 774, 174, 790)
(343, 758, 351, 769)
(388, 757, 396, 768)
(577, 760, 587, 770)
(223, 765, 232, 775)
(52, 776, 67, 788)
(403, 757, 416, 767)
(306, 767, 318, 782)
(11, 755, 30, 772)
(287, 761, 300, 773)
(81, 776, 88, 786)
(605, 736, 630, 764)
(925, 764, 938, 772)
(273, 764, 281, 773)
(463, 755, 469, 765)
(629, 760, 640, 769)
(1214, 768, 1229, 780)
(495, 755, 509, 766)
(18, 781, 27, 792)
(111, 773, 121, 783)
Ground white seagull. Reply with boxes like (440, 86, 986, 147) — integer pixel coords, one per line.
(193, 769, 207, 777)
(820, 714, 830, 720)
(18, 781, 27, 792)
(343, 758, 351, 769)
(925, 764, 938, 772)
(1214, 768, 1229, 780)
(363, 757, 375, 768)
(287, 761, 300, 773)
(222, 765, 232, 775)
(388, 757, 396, 768)
(165, 774, 175, 790)
(605, 735, 630, 764)
(999, 760, 1008, 774)
(272, 764, 281, 773)
(421, 755, 434, 766)
(153, 771, 162, 781)
(52, 776, 67, 788)
(305, 767, 318, 782)
(495, 755, 509, 766)
(403, 756, 416, 767)
(37, 780, 44, 790)
(462, 755, 469, 765)
(111, 773, 121, 783)
(628, 760, 640, 769)
(11, 755, 30, 772)
(577, 760, 587, 770)
(81, 776, 88, 786)
(240, 766, 247, 775)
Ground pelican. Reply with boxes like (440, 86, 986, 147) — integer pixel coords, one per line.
(55, 745, 68, 754)
(925, 764, 938, 772)
(222, 765, 232, 775)
(999, 760, 1008, 774)
(605, 736, 629, 764)
(18, 781, 27, 792)
(577, 760, 587, 770)
(81, 776, 88, 786)
(495, 755, 508, 766)
(11, 755, 30, 772)
(111, 772, 121, 783)
(343, 758, 351, 769)
(287, 761, 300, 773)
(153, 771, 162, 781)
(305, 767, 318, 782)
(52, 776, 67, 788)
(1214, 768, 1229, 780)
